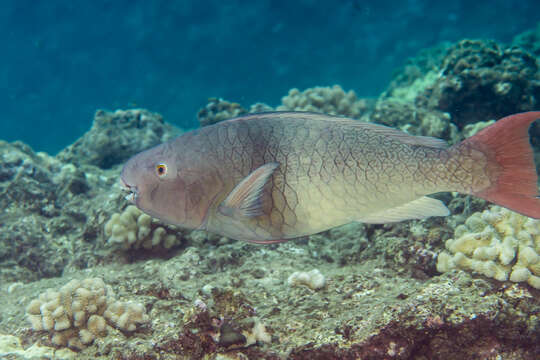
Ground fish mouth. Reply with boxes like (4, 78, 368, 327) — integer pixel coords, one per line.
(119, 178, 138, 204)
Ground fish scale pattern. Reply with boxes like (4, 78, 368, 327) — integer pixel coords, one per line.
(199, 113, 453, 240)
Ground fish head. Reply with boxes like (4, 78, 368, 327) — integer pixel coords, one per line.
(120, 141, 211, 229)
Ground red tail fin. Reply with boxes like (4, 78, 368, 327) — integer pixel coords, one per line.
(465, 111, 540, 218)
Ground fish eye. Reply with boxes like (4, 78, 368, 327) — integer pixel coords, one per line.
(156, 163, 168, 177)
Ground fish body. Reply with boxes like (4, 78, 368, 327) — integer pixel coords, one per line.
(121, 111, 540, 243)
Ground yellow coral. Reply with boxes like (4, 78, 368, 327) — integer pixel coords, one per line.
(103, 301, 149, 332)
(277, 85, 368, 118)
(26, 278, 148, 349)
(104, 205, 181, 250)
(437, 206, 540, 288)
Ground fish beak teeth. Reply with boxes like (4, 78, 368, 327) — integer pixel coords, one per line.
(125, 192, 136, 203)
(119, 179, 138, 204)
(124, 187, 138, 204)
(118, 178, 130, 190)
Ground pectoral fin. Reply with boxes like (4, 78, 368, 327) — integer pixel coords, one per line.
(357, 196, 450, 224)
(218, 162, 279, 218)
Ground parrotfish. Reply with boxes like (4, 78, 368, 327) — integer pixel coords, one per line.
(120, 111, 540, 243)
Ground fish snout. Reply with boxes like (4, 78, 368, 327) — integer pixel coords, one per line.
(119, 178, 138, 204)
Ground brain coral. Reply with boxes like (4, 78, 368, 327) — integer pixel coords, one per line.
(104, 205, 182, 250)
(26, 278, 148, 349)
(437, 206, 540, 289)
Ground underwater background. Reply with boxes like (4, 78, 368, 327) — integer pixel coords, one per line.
(2, 0, 540, 153)
(2, 1, 540, 359)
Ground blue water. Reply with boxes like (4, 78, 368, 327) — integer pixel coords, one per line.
(2, 0, 539, 154)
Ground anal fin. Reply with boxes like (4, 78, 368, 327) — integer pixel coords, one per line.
(357, 196, 450, 224)
(244, 238, 290, 244)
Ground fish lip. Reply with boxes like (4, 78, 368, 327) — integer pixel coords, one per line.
(125, 191, 137, 204)
(119, 177, 130, 191)
(119, 178, 138, 204)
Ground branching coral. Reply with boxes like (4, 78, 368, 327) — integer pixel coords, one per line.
(26, 278, 148, 349)
(195, 85, 370, 129)
(437, 206, 540, 289)
(277, 85, 369, 118)
(104, 205, 182, 250)
(103, 301, 148, 332)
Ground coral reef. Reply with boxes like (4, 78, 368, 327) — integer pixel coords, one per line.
(197, 98, 274, 127)
(196, 86, 370, 127)
(0, 108, 183, 284)
(362, 100, 460, 142)
(103, 301, 148, 332)
(513, 22, 540, 57)
(4, 25, 540, 359)
(416, 39, 540, 127)
(306, 222, 369, 265)
(26, 278, 148, 349)
(248, 102, 274, 113)
(2, 240, 538, 359)
(160, 287, 272, 354)
(104, 205, 183, 250)
(57, 109, 180, 169)
(197, 97, 248, 127)
(276, 85, 371, 118)
(461, 119, 496, 138)
(437, 206, 540, 289)
(381, 43, 451, 103)
(0, 141, 99, 282)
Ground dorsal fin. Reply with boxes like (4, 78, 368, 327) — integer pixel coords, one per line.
(223, 111, 448, 149)
(342, 121, 448, 148)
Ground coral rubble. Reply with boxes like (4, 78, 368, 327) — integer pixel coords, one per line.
(287, 269, 326, 290)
